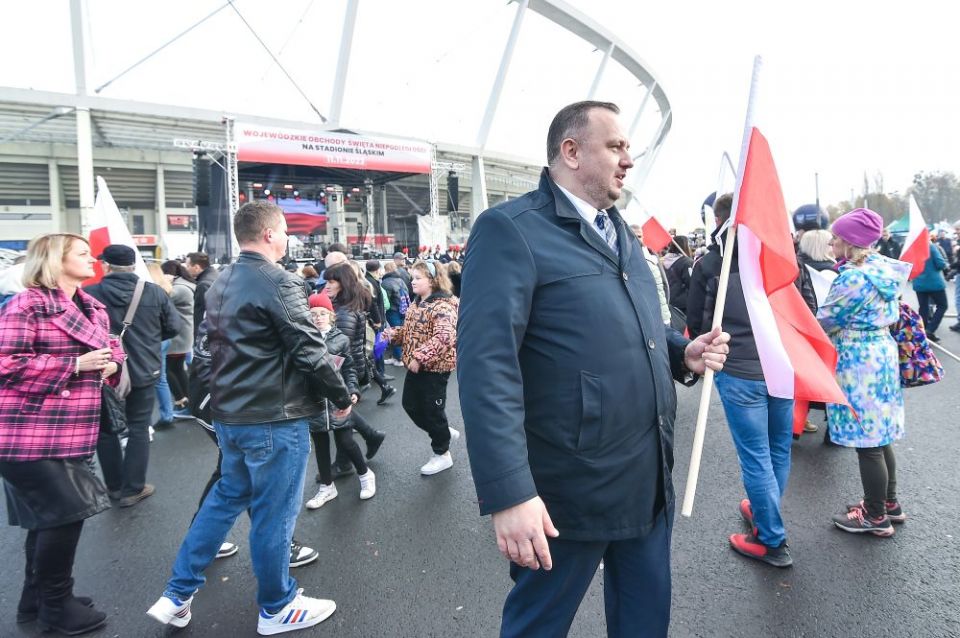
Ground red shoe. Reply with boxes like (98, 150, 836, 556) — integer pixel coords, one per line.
(738, 499, 754, 527)
(729, 532, 793, 568)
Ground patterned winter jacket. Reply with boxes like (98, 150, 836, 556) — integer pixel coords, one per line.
(390, 292, 458, 372)
(0, 287, 126, 461)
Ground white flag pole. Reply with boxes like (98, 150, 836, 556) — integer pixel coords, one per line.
(681, 55, 763, 517)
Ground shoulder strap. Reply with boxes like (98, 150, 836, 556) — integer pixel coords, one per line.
(120, 278, 146, 339)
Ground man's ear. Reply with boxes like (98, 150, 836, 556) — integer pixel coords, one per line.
(559, 138, 579, 170)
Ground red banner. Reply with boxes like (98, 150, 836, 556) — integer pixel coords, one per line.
(236, 123, 433, 174)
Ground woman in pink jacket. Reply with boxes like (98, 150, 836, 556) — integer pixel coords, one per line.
(0, 233, 125, 636)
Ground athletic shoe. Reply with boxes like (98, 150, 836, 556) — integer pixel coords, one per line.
(147, 593, 193, 628)
(729, 532, 793, 567)
(448, 427, 461, 442)
(420, 451, 453, 476)
(383, 358, 397, 365)
(738, 499, 754, 527)
(359, 470, 376, 500)
(216, 542, 239, 558)
(257, 588, 335, 636)
(846, 499, 906, 524)
(390, 359, 406, 367)
(289, 541, 319, 568)
(832, 506, 894, 537)
(377, 386, 396, 405)
(306, 483, 338, 510)
(365, 431, 386, 459)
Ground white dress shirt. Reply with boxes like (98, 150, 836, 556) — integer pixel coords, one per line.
(555, 183, 610, 242)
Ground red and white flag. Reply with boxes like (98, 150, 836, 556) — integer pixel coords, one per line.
(87, 176, 149, 285)
(733, 129, 847, 406)
(638, 209, 674, 253)
(899, 195, 930, 281)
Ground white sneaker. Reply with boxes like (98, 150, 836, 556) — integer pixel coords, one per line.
(306, 483, 338, 510)
(216, 541, 239, 559)
(149, 425, 155, 442)
(359, 469, 376, 500)
(257, 588, 336, 635)
(391, 359, 406, 367)
(448, 427, 461, 442)
(420, 451, 453, 476)
(147, 593, 193, 628)
(383, 358, 397, 365)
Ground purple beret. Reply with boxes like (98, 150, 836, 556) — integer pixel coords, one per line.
(831, 208, 884, 248)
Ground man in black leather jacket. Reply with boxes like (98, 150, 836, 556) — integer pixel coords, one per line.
(148, 201, 352, 634)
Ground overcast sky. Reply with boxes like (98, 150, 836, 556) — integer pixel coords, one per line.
(4, 0, 958, 230)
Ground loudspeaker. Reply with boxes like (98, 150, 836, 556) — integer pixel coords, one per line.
(447, 171, 459, 212)
(194, 156, 211, 207)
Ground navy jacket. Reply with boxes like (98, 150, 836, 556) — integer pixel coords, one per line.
(458, 169, 691, 541)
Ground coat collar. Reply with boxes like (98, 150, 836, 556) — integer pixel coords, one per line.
(539, 168, 631, 268)
(36, 287, 110, 351)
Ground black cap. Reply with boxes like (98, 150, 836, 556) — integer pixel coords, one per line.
(98, 244, 136, 266)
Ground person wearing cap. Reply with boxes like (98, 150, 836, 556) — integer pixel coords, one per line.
(392, 251, 414, 297)
(818, 208, 911, 537)
(85, 244, 181, 508)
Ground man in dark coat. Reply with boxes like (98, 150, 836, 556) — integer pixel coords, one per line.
(85, 245, 181, 507)
(457, 101, 730, 638)
(185, 252, 218, 333)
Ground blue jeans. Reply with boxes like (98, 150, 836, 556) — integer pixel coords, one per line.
(714, 372, 793, 547)
(155, 339, 174, 423)
(165, 419, 310, 611)
(385, 309, 404, 360)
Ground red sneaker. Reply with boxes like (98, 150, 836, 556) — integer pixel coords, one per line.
(729, 532, 793, 568)
(738, 499, 754, 527)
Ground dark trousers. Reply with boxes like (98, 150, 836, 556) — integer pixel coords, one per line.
(917, 289, 948, 334)
(402, 370, 451, 455)
(501, 511, 672, 638)
(856, 444, 898, 518)
(20, 521, 85, 614)
(333, 410, 378, 469)
(166, 354, 189, 402)
(312, 428, 367, 484)
(96, 384, 155, 497)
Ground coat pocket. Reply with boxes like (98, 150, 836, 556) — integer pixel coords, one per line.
(576, 371, 602, 453)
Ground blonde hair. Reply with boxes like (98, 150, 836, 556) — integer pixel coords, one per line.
(411, 260, 452, 294)
(383, 261, 397, 273)
(22, 233, 89, 289)
(799, 230, 834, 262)
(146, 262, 173, 295)
(445, 260, 462, 275)
(832, 236, 872, 266)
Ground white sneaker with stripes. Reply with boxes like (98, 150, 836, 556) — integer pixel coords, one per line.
(146, 593, 193, 628)
(257, 589, 336, 635)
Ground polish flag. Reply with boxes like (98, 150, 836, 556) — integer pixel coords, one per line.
(733, 128, 847, 406)
(86, 176, 149, 284)
(899, 196, 930, 281)
(638, 210, 674, 253)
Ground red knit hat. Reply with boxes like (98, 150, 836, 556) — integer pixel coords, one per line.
(308, 292, 334, 312)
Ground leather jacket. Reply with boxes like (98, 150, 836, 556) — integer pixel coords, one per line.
(204, 251, 351, 424)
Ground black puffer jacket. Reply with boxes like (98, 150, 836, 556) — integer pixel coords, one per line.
(85, 272, 181, 387)
(310, 326, 358, 432)
(204, 251, 351, 424)
(332, 302, 368, 381)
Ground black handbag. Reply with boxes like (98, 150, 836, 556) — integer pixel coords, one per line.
(100, 383, 128, 435)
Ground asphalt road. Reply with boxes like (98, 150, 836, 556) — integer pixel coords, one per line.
(2, 334, 959, 637)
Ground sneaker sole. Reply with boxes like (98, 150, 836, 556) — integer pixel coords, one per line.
(833, 521, 895, 537)
(216, 545, 240, 559)
(147, 605, 192, 628)
(729, 541, 793, 568)
(420, 463, 453, 476)
(290, 553, 319, 568)
(257, 603, 336, 635)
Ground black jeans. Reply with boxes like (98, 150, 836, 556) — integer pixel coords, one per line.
(166, 354, 189, 402)
(917, 289, 948, 334)
(312, 429, 367, 485)
(856, 445, 898, 518)
(96, 384, 155, 497)
(402, 371, 451, 455)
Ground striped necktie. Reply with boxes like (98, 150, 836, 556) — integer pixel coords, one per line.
(594, 211, 619, 255)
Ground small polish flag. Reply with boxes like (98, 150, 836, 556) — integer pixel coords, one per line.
(634, 209, 673, 253)
(899, 196, 930, 281)
(87, 176, 149, 284)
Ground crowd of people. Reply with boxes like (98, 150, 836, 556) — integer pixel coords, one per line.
(0, 99, 945, 637)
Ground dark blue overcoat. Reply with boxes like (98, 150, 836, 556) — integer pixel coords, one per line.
(458, 169, 691, 541)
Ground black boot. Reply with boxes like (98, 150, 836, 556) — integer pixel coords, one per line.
(365, 430, 386, 460)
(15, 530, 93, 624)
(377, 385, 396, 405)
(38, 594, 106, 636)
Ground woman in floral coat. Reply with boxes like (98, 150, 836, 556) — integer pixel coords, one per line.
(816, 209, 911, 538)
(0, 233, 125, 635)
